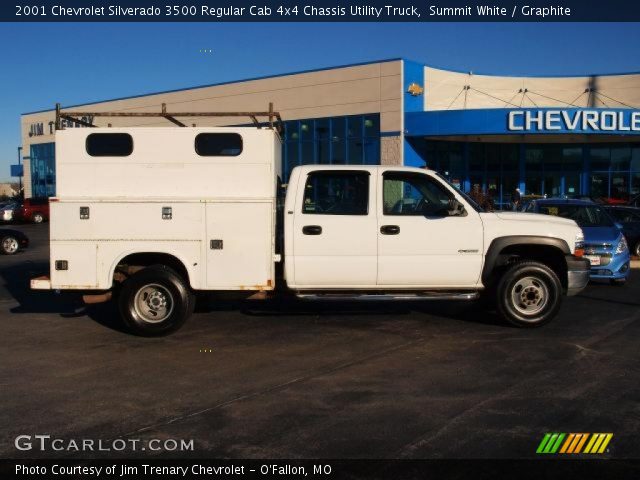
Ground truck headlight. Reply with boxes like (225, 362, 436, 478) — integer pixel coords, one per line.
(574, 231, 585, 257)
(615, 236, 628, 255)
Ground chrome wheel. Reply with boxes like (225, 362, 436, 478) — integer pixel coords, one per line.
(635, 242, 640, 258)
(2, 237, 18, 254)
(133, 283, 174, 324)
(510, 276, 549, 318)
(33, 213, 43, 224)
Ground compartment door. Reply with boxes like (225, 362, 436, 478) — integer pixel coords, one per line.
(205, 202, 274, 289)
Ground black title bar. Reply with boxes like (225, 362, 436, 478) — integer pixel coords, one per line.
(3, 459, 640, 479)
(4, 0, 640, 22)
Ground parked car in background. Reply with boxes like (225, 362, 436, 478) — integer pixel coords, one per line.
(603, 206, 640, 257)
(0, 228, 29, 254)
(14, 198, 49, 223)
(0, 201, 19, 222)
(524, 199, 631, 285)
(628, 194, 640, 208)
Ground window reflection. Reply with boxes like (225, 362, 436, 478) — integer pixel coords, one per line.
(282, 114, 381, 179)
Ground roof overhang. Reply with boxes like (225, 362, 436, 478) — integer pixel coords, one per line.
(405, 108, 640, 138)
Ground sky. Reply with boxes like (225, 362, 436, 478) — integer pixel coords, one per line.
(0, 22, 639, 182)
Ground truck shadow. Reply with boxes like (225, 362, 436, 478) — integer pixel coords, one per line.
(0, 261, 504, 333)
(0, 261, 84, 315)
(235, 296, 505, 327)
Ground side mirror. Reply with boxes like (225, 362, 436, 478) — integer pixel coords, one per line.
(448, 198, 466, 216)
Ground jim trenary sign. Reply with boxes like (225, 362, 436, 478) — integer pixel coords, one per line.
(507, 109, 640, 133)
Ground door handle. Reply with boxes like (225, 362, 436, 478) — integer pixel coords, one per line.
(302, 225, 322, 235)
(380, 225, 400, 235)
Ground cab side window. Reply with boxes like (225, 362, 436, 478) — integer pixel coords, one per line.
(302, 171, 369, 215)
(383, 172, 452, 216)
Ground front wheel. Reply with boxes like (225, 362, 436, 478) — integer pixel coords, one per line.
(32, 213, 44, 224)
(119, 265, 195, 336)
(496, 261, 563, 328)
(0, 236, 19, 255)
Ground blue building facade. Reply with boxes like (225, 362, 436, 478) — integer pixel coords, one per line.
(402, 60, 640, 208)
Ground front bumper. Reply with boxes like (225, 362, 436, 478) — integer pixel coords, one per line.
(589, 252, 631, 280)
(566, 255, 590, 296)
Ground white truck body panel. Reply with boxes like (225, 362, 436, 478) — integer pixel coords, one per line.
(48, 127, 280, 291)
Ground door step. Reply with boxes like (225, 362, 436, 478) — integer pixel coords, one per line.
(295, 292, 479, 302)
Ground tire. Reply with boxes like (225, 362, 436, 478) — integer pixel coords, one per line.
(32, 213, 44, 224)
(119, 265, 195, 336)
(634, 241, 640, 258)
(496, 261, 563, 328)
(0, 236, 19, 255)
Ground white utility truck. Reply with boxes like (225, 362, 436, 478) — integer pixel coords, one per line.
(32, 110, 590, 335)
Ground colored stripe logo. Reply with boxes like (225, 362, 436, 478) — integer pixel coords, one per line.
(536, 433, 613, 454)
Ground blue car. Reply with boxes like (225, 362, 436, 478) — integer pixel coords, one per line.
(524, 199, 630, 285)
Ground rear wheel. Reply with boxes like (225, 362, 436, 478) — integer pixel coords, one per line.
(634, 241, 640, 258)
(32, 213, 44, 224)
(496, 261, 563, 328)
(119, 265, 195, 336)
(0, 236, 19, 255)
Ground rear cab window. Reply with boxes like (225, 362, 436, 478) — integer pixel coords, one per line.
(302, 171, 369, 215)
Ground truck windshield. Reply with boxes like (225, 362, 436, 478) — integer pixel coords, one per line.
(539, 204, 615, 228)
(434, 172, 484, 213)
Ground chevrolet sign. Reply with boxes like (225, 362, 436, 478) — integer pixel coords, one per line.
(508, 109, 640, 133)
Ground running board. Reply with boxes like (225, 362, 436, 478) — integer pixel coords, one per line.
(295, 292, 479, 302)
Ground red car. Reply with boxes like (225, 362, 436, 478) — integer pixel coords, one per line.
(14, 198, 49, 224)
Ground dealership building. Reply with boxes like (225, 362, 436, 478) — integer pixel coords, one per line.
(20, 58, 640, 207)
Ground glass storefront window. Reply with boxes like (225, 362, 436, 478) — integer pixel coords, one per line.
(611, 147, 631, 172)
(363, 115, 379, 136)
(300, 121, 312, 141)
(590, 148, 610, 171)
(30, 142, 55, 197)
(316, 140, 330, 164)
(632, 172, 640, 196)
(348, 117, 362, 138)
(363, 138, 380, 165)
(590, 173, 608, 198)
(631, 148, 640, 172)
(285, 142, 299, 175)
(611, 172, 629, 199)
(282, 114, 381, 179)
(315, 119, 329, 141)
(565, 174, 580, 196)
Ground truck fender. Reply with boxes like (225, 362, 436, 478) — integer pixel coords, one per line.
(482, 236, 570, 284)
(105, 250, 197, 290)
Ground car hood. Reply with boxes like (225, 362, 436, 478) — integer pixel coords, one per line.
(494, 211, 578, 227)
(581, 226, 622, 243)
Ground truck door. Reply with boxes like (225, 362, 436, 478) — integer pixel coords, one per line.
(291, 170, 377, 287)
(377, 171, 483, 287)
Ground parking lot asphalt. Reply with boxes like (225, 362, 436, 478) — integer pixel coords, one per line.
(1, 223, 639, 460)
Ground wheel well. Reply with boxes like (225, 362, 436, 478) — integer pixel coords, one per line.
(489, 244, 568, 289)
(115, 253, 190, 286)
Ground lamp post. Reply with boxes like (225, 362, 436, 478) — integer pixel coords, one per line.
(17, 146, 22, 197)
